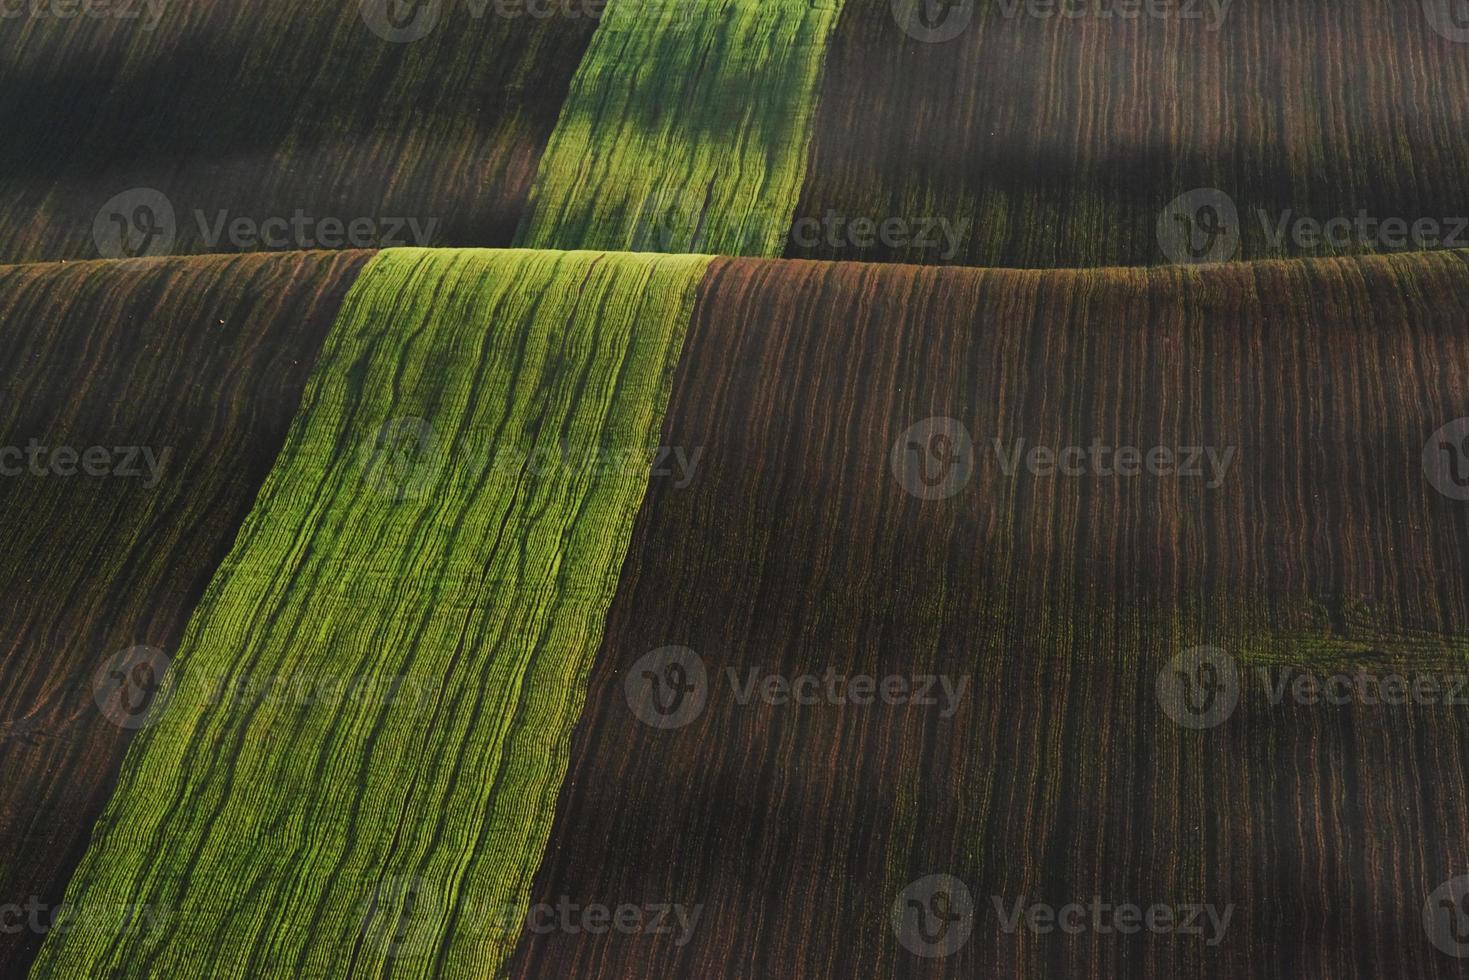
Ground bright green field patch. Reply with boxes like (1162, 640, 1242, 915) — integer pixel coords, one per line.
(516, 0, 845, 256)
(33, 247, 712, 979)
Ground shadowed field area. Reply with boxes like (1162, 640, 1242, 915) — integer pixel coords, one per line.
(0, 250, 371, 975)
(789, 0, 1469, 267)
(508, 249, 1469, 979)
(0, 0, 600, 263)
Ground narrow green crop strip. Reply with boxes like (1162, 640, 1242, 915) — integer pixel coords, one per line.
(515, 0, 845, 256)
(33, 247, 713, 980)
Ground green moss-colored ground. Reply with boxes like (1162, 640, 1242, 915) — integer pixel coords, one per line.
(516, 0, 844, 256)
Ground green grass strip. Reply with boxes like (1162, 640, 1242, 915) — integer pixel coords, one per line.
(515, 0, 845, 256)
(33, 247, 713, 979)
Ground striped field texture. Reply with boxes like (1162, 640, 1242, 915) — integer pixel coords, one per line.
(515, 0, 845, 256)
(506, 251, 1469, 978)
(788, 0, 1469, 267)
(0, 250, 370, 976)
(0, 0, 600, 263)
(32, 247, 713, 979)
(8, 0, 1469, 269)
